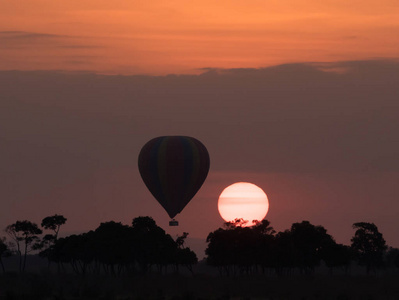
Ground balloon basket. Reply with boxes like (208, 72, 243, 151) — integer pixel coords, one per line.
(169, 220, 179, 226)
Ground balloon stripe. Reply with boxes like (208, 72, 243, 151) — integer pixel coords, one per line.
(158, 137, 170, 213)
(181, 137, 193, 212)
(176, 137, 188, 214)
(150, 137, 166, 209)
(139, 137, 164, 211)
(165, 137, 178, 216)
(185, 138, 200, 201)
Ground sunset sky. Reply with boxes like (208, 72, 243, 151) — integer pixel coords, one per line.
(1, 1, 399, 256)
(1, 0, 399, 74)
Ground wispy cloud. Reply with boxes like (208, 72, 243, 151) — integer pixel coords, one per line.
(0, 31, 67, 40)
(0, 31, 102, 50)
(59, 45, 103, 49)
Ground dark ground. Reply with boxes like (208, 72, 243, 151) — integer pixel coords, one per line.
(2, 272, 399, 300)
(1, 256, 399, 299)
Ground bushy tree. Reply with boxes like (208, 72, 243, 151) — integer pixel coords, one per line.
(206, 227, 236, 274)
(206, 219, 275, 275)
(91, 221, 133, 275)
(351, 222, 387, 273)
(48, 216, 197, 275)
(289, 221, 334, 274)
(272, 230, 295, 275)
(206, 219, 349, 276)
(132, 216, 177, 273)
(55, 232, 94, 274)
(319, 242, 352, 274)
(175, 247, 197, 274)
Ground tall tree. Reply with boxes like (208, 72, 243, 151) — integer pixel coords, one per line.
(40, 214, 67, 265)
(5, 220, 42, 272)
(351, 222, 387, 274)
(41, 214, 67, 241)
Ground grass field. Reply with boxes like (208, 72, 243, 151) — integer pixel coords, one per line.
(1, 256, 399, 299)
(1, 271, 399, 300)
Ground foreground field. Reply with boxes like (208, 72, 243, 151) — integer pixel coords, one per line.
(1, 272, 399, 300)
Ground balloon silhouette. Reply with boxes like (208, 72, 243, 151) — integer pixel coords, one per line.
(138, 136, 210, 223)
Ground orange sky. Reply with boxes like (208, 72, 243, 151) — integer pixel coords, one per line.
(1, 0, 398, 74)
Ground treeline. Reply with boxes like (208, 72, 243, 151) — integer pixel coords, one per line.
(1, 215, 399, 277)
(206, 219, 399, 276)
(0, 216, 197, 275)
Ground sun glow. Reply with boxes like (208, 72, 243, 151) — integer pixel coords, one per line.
(218, 182, 269, 226)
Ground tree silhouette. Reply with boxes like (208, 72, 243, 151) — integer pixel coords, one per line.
(351, 222, 387, 274)
(273, 230, 295, 275)
(385, 247, 399, 270)
(39, 214, 67, 268)
(206, 219, 353, 276)
(206, 219, 275, 276)
(176, 232, 189, 248)
(132, 216, 179, 273)
(0, 237, 11, 273)
(206, 227, 236, 275)
(47, 216, 197, 276)
(224, 218, 249, 229)
(91, 221, 133, 275)
(288, 221, 335, 274)
(5, 220, 42, 272)
(58, 232, 95, 275)
(252, 220, 275, 273)
(174, 232, 198, 273)
(319, 241, 352, 274)
(41, 214, 67, 241)
(175, 247, 197, 274)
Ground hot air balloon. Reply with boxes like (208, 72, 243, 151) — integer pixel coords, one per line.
(138, 136, 210, 226)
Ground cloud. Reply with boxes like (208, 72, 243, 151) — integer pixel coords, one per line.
(0, 31, 67, 40)
(0, 31, 101, 50)
(1, 59, 398, 173)
(59, 45, 103, 49)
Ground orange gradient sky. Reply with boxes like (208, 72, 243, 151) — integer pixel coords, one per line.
(1, 0, 399, 74)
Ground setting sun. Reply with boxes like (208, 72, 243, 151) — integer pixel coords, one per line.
(218, 182, 269, 226)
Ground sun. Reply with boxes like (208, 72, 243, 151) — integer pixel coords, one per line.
(218, 182, 269, 226)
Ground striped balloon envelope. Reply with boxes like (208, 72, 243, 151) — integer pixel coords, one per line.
(138, 136, 210, 222)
